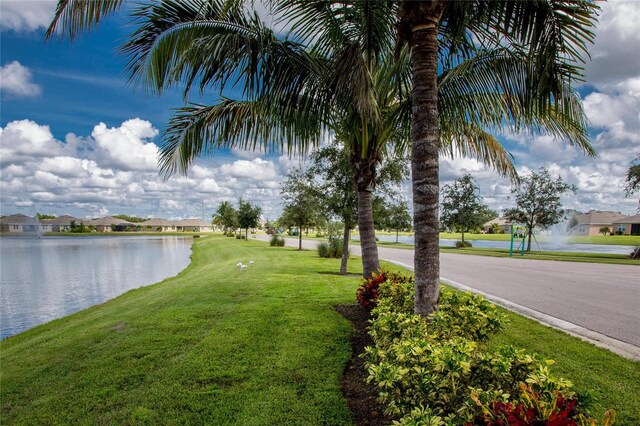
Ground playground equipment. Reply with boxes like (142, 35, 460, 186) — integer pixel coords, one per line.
(509, 224, 527, 256)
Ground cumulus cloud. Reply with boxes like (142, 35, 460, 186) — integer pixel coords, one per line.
(585, 1, 640, 88)
(0, 61, 41, 97)
(0, 1, 56, 32)
(90, 119, 160, 172)
(0, 118, 291, 219)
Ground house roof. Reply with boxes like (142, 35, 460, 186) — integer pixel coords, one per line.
(0, 214, 38, 225)
(612, 215, 640, 224)
(175, 219, 212, 227)
(483, 217, 510, 227)
(87, 216, 134, 226)
(575, 211, 627, 226)
(43, 215, 80, 225)
(140, 219, 175, 227)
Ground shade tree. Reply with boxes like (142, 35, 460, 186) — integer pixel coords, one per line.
(503, 168, 576, 252)
(237, 199, 262, 241)
(440, 174, 486, 244)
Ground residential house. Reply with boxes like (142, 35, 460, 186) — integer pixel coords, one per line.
(482, 217, 511, 234)
(611, 215, 640, 236)
(42, 215, 80, 232)
(0, 214, 50, 233)
(140, 219, 177, 232)
(87, 216, 136, 232)
(174, 219, 213, 232)
(568, 211, 627, 236)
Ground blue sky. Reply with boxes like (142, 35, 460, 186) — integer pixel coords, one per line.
(1, 0, 639, 220)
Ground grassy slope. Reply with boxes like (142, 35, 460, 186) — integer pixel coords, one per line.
(0, 236, 356, 425)
(2, 236, 639, 424)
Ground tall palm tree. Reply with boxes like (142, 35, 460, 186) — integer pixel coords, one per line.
(46, 0, 508, 279)
(47, 1, 597, 295)
(396, 0, 599, 315)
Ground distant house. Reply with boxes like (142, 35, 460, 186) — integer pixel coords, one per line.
(568, 211, 627, 236)
(87, 216, 136, 232)
(482, 217, 511, 234)
(174, 219, 213, 232)
(42, 215, 80, 232)
(0, 214, 48, 233)
(612, 215, 640, 236)
(140, 219, 177, 232)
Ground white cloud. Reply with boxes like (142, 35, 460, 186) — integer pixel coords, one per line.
(0, 0, 56, 32)
(0, 61, 41, 97)
(585, 1, 640, 88)
(220, 158, 278, 181)
(90, 119, 160, 172)
(0, 118, 292, 219)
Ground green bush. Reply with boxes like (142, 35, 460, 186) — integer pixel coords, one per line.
(455, 240, 473, 248)
(316, 238, 347, 259)
(361, 272, 609, 424)
(269, 235, 285, 247)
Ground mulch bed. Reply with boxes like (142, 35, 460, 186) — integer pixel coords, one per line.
(335, 304, 391, 426)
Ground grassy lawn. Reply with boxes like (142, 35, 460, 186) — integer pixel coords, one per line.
(1, 236, 638, 424)
(373, 241, 639, 265)
(438, 247, 640, 265)
(1, 236, 357, 425)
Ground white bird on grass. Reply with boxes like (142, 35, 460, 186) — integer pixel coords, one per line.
(249, 261, 255, 266)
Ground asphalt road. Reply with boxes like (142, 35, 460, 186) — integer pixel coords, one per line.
(257, 235, 640, 349)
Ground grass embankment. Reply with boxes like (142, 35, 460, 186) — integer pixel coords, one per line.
(2, 236, 639, 424)
(1, 236, 357, 425)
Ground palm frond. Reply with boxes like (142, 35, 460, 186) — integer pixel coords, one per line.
(45, 0, 125, 40)
(440, 128, 518, 182)
(159, 97, 326, 178)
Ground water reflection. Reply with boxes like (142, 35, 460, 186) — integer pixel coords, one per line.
(0, 236, 193, 339)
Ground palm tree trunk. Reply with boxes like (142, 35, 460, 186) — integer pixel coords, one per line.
(357, 189, 380, 278)
(340, 225, 350, 275)
(411, 18, 441, 317)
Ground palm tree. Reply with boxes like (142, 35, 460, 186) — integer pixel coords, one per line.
(395, 0, 599, 315)
(47, 1, 598, 298)
(45, 0, 507, 279)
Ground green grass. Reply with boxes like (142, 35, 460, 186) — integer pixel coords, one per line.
(438, 247, 639, 265)
(1, 236, 357, 425)
(2, 236, 638, 424)
(568, 235, 640, 245)
(373, 241, 639, 265)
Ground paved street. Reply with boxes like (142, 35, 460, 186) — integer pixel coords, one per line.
(256, 235, 640, 350)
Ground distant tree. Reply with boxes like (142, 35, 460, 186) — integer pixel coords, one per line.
(306, 145, 357, 274)
(504, 168, 576, 252)
(490, 223, 502, 234)
(476, 206, 499, 231)
(237, 199, 261, 241)
(113, 214, 146, 223)
(440, 175, 486, 244)
(625, 154, 640, 212)
(213, 201, 238, 233)
(383, 201, 412, 243)
(36, 213, 56, 220)
(599, 226, 611, 236)
(280, 167, 322, 250)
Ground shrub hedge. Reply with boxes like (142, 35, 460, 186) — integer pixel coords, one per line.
(361, 273, 615, 425)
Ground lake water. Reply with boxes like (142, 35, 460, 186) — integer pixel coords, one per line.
(354, 235, 636, 255)
(0, 236, 193, 339)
